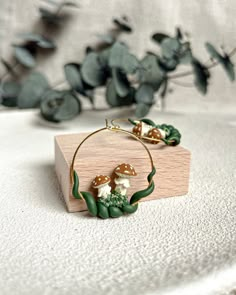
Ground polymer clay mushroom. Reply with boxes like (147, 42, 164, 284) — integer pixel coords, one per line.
(114, 163, 137, 196)
(147, 128, 163, 144)
(132, 121, 152, 138)
(92, 175, 111, 198)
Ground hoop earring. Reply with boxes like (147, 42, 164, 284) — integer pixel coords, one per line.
(70, 119, 156, 219)
(111, 118, 182, 146)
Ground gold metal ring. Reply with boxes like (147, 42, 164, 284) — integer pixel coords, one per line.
(70, 119, 155, 197)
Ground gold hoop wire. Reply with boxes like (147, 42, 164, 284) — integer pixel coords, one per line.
(70, 119, 155, 202)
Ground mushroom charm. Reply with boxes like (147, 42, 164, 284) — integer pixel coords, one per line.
(147, 128, 163, 144)
(114, 163, 137, 196)
(129, 118, 181, 146)
(92, 175, 111, 198)
(132, 121, 153, 138)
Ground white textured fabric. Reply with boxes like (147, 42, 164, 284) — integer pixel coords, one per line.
(0, 108, 236, 295)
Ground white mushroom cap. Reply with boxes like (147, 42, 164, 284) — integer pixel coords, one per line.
(92, 175, 111, 188)
(114, 163, 137, 177)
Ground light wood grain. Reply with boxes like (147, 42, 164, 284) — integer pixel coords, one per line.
(55, 131, 191, 212)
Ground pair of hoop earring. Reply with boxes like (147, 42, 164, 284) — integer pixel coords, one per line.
(70, 118, 181, 219)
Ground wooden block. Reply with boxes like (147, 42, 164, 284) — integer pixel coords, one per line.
(55, 131, 191, 212)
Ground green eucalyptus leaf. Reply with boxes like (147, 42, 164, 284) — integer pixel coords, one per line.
(221, 54, 235, 81)
(113, 17, 132, 33)
(54, 91, 81, 121)
(37, 38, 56, 49)
(159, 57, 178, 72)
(98, 48, 111, 67)
(109, 42, 127, 67)
(64, 63, 83, 91)
(106, 79, 133, 107)
(0, 81, 21, 107)
(205, 43, 235, 81)
(176, 27, 183, 40)
(40, 90, 81, 122)
(14, 46, 36, 68)
(40, 90, 62, 122)
(39, 7, 61, 24)
(81, 52, 107, 87)
(62, 1, 79, 7)
(85, 46, 93, 55)
(18, 72, 49, 108)
(152, 33, 169, 44)
(96, 34, 114, 45)
(122, 53, 139, 74)
(135, 84, 154, 104)
(192, 59, 210, 94)
(1, 96, 17, 107)
(135, 103, 151, 118)
(161, 37, 181, 59)
(205, 42, 221, 61)
(109, 42, 139, 74)
(106, 80, 117, 106)
(64, 63, 94, 104)
(112, 68, 130, 97)
(179, 48, 193, 64)
(17, 33, 56, 49)
(17, 32, 41, 42)
(141, 54, 165, 90)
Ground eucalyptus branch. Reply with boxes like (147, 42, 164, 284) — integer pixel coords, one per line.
(169, 79, 194, 87)
(168, 47, 236, 80)
(0, 7, 235, 122)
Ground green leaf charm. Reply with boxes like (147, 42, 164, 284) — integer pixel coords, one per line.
(109, 206, 123, 218)
(72, 170, 81, 199)
(130, 166, 156, 204)
(97, 203, 109, 219)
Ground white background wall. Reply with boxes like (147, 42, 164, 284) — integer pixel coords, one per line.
(0, 0, 236, 113)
